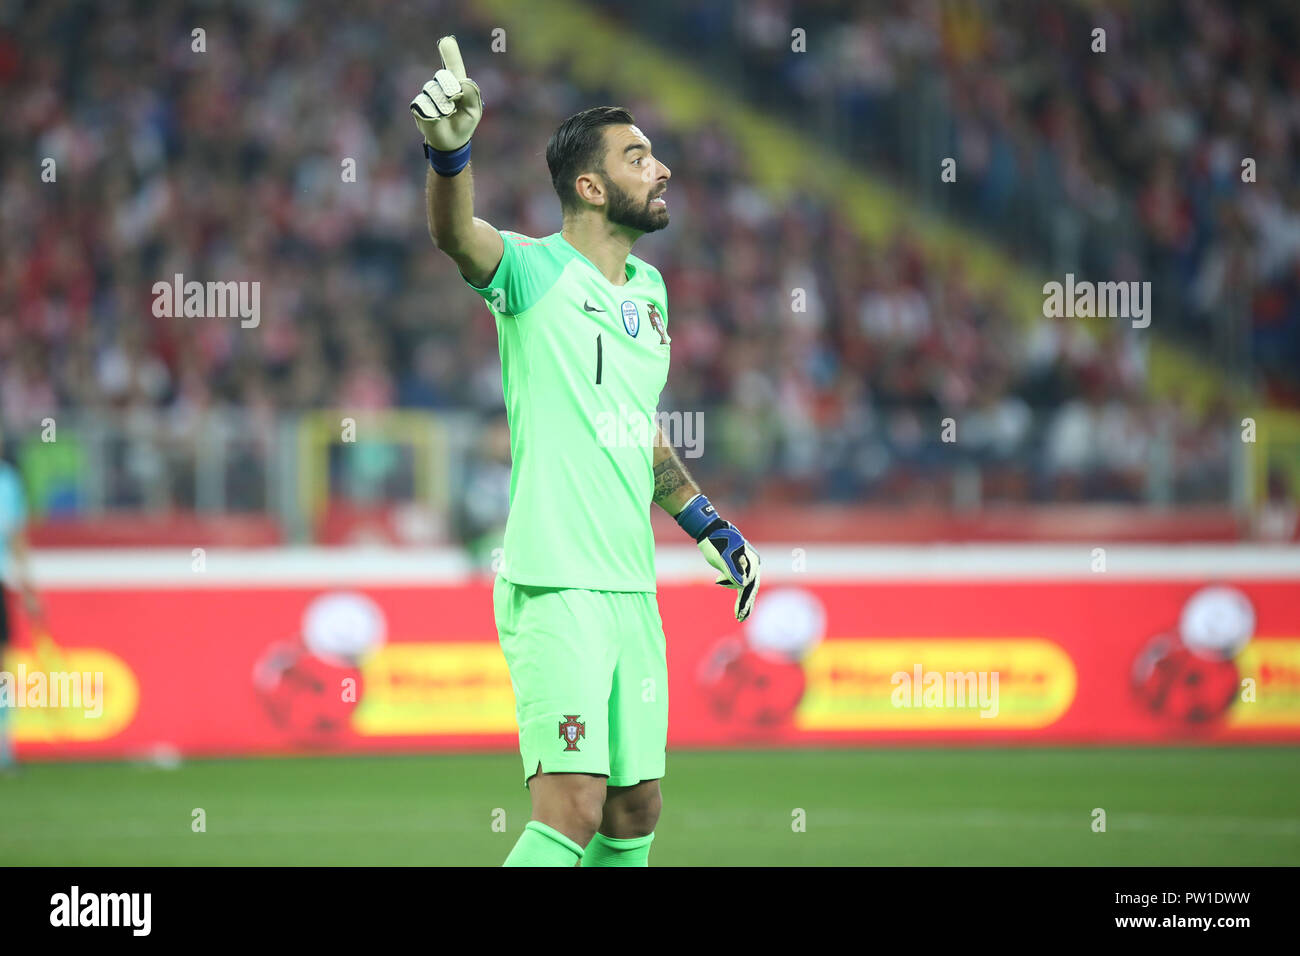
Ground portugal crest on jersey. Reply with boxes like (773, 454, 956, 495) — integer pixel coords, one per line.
(647, 302, 670, 344)
(559, 714, 586, 751)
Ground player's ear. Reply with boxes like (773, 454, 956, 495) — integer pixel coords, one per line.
(574, 172, 605, 208)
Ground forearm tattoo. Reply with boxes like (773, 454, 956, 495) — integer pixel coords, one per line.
(653, 453, 698, 508)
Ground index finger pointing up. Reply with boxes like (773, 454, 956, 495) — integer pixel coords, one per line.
(438, 35, 467, 81)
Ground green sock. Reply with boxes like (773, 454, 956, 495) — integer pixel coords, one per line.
(503, 821, 585, 867)
(581, 831, 655, 867)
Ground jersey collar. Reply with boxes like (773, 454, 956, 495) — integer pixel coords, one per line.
(556, 232, 638, 286)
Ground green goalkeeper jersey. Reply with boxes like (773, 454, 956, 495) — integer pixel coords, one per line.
(464, 230, 672, 592)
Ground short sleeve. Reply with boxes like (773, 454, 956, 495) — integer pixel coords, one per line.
(463, 230, 537, 317)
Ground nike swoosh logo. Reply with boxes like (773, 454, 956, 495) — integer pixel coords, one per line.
(584, 299, 605, 313)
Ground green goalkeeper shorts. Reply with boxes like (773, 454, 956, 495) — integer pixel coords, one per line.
(493, 575, 668, 788)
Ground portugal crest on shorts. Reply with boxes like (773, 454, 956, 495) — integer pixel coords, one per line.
(559, 715, 586, 751)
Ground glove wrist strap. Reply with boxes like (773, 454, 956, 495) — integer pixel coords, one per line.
(675, 493, 726, 542)
(424, 141, 471, 176)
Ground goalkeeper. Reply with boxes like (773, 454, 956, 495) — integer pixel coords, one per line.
(411, 36, 760, 867)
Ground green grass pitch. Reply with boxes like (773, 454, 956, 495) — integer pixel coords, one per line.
(3, 748, 1298, 865)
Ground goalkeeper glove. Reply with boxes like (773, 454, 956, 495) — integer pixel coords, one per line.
(675, 494, 761, 623)
(409, 35, 483, 176)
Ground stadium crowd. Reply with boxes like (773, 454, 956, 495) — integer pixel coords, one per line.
(0, 0, 1252, 519)
(620, 0, 1300, 405)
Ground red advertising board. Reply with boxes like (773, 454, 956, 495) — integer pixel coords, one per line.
(6, 553, 1300, 759)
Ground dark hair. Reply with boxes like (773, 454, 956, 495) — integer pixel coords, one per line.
(546, 106, 635, 214)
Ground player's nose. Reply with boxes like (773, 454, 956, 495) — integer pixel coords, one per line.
(657, 160, 671, 183)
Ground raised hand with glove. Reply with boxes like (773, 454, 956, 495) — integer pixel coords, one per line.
(409, 35, 483, 177)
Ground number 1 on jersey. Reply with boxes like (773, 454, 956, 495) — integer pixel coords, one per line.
(595, 333, 603, 385)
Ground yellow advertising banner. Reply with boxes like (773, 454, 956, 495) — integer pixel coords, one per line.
(796, 639, 1077, 730)
(352, 643, 516, 735)
(6, 648, 140, 743)
(1226, 639, 1300, 727)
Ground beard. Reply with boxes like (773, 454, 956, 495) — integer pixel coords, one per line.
(606, 178, 669, 234)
